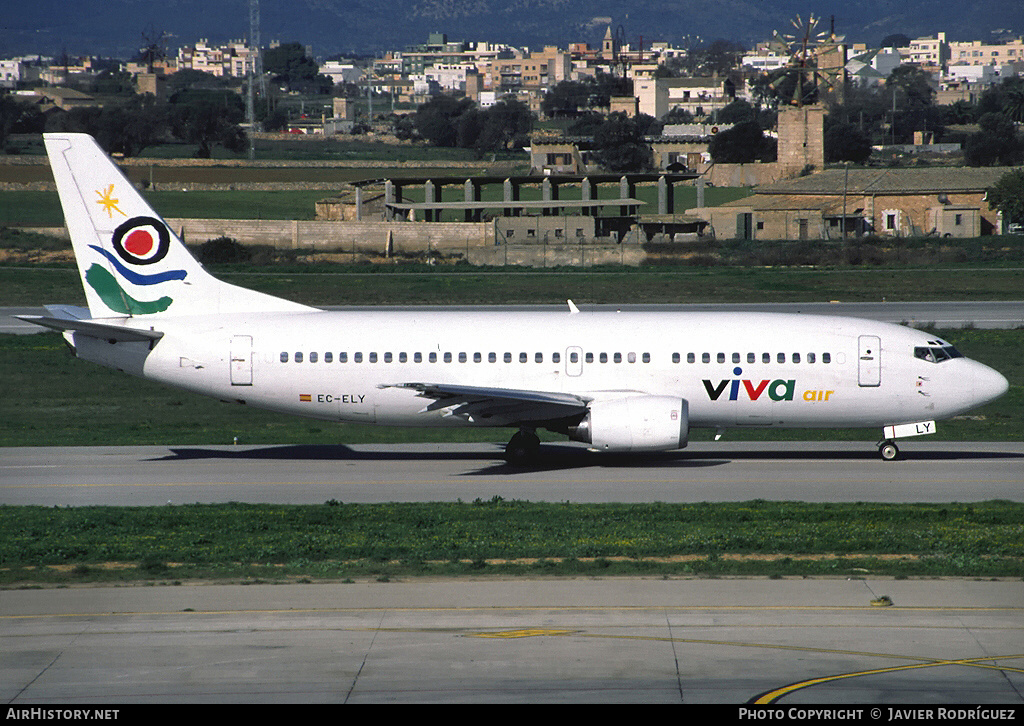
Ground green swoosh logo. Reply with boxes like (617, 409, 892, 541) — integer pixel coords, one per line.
(85, 264, 173, 314)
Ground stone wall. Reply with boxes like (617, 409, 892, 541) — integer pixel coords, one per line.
(23, 218, 645, 266)
(164, 218, 495, 259)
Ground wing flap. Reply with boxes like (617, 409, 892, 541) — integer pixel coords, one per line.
(382, 382, 589, 425)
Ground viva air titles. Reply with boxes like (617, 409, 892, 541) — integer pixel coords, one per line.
(703, 367, 833, 403)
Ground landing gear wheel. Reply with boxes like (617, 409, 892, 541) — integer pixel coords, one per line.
(879, 441, 900, 461)
(505, 428, 540, 466)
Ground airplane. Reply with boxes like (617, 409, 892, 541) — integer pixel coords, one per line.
(20, 133, 1009, 464)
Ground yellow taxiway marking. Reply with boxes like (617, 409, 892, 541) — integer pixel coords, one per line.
(753, 654, 1024, 704)
(467, 629, 579, 639)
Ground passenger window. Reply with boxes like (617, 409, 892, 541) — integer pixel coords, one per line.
(384, 352, 392, 363)
(519, 352, 527, 363)
(295, 352, 303, 363)
(444, 352, 452, 363)
(369, 352, 378, 363)
(762, 352, 770, 364)
(613, 352, 622, 363)
(414, 352, 422, 363)
(355, 352, 363, 363)
(429, 352, 437, 363)
(585, 352, 594, 363)
(399, 352, 407, 363)
(777, 353, 785, 363)
(324, 352, 333, 363)
(642, 352, 650, 363)
(600, 353, 608, 363)
(732, 352, 740, 364)
(687, 353, 695, 363)
(504, 352, 512, 363)
(717, 353, 726, 364)
(535, 352, 543, 363)
(340, 352, 348, 363)
(672, 352, 680, 363)
(702, 353, 710, 364)
(280, 352, 288, 363)
(473, 352, 481, 363)
(552, 352, 560, 363)
(570, 352, 579, 363)
(488, 352, 496, 363)
(747, 352, 755, 363)
(793, 353, 801, 363)
(628, 352, 636, 363)
(807, 352, 815, 363)
(822, 353, 831, 364)
(309, 352, 318, 363)
(458, 352, 467, 363)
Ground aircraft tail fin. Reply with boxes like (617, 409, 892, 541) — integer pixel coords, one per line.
(43, 133, 312, 319)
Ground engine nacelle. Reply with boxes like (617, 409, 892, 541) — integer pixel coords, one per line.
(569, 396, 688, 452)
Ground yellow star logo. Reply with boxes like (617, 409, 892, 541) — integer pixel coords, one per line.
(95, 184, 125, 218)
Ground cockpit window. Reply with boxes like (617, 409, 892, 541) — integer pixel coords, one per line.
(915, 345, 963, 363)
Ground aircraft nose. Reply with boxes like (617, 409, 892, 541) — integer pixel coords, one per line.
(972, 362, 1009, 407)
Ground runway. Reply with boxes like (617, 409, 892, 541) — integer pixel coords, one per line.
(2, 579, 1022, 704)
(3, 442, 1023, 704)
(2, 441, 1022, 506)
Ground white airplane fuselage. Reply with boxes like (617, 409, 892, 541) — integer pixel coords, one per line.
(74, 308, 1006, 432)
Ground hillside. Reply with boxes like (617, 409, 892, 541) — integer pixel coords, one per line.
(3, 0, 1022, 58)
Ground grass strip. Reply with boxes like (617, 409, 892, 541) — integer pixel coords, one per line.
(2, 500, 1022, 585)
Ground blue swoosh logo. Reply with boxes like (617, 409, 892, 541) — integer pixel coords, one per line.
(89, 245, 187, 285)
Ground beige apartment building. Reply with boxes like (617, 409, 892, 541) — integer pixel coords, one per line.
(948, 38, 1024, 65)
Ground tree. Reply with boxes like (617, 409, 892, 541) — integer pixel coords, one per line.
(708, 120, 776, 163)
(986, 169, 1024, 227)
(716, 99, 756, 125)
(171, 98, 247, 158)
(591, 113, 652, 173)
(542, 74, 632, 117)
(824, 122, 872, 163)
(0, 94, 46, 149)
(886, 65, 935, 108)
(964, 112, 1024, 166)
(263, 42, 329, 93)
(412, 95, 476, 147)
(979, 77, 1024, 123)
(474, 100, 532, 153)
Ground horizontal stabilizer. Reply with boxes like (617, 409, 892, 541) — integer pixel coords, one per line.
(16, 315, 163, 342)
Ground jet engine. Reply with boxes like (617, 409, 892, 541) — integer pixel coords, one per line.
(569, 396, 688, 452)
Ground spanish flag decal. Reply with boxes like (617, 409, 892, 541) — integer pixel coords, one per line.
(299, 394, 312, 402)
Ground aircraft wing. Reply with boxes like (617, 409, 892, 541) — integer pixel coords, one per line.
(382, 382, 590, 426)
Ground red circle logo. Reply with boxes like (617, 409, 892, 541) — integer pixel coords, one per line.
(111, 216, 170, 266)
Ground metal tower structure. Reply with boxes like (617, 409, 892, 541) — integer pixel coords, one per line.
(246, 0, 266, 158)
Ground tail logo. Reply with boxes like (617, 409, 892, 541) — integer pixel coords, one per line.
(85, 216, 186, 314)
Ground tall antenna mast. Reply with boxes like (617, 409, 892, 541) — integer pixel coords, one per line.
(247, 0, 265, 159)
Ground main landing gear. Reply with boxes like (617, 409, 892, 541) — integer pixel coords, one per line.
(505, 428, 540, 466)
(878, 440, 900, 461)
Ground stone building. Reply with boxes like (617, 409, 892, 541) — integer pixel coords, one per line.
(696, 166, 1013, 240)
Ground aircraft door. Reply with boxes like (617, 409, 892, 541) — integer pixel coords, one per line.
(858, 335, 881, 387)
(230, 335, 253, 386)
(566, 346, 583, 376)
